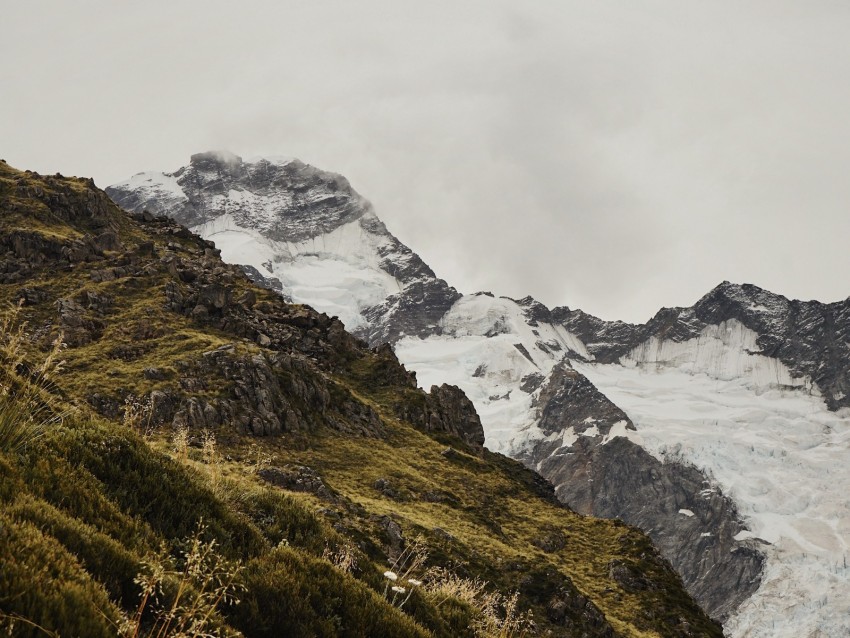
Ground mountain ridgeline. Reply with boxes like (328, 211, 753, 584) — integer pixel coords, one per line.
(108, 151, 850, 638)
(0, 159, 724, 637)
(555, 280, 850, 411)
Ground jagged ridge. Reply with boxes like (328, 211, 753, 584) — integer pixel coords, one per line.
(555, 281, 850, 410)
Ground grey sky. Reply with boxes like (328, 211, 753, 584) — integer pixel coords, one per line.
(3, 1, 850, 322)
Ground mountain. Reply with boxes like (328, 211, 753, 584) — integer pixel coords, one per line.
(109, 151, 461, 344)
(0, 160, 722, 637)
(109, 151, 850, 638)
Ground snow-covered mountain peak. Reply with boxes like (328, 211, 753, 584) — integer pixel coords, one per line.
(561, 281, 850, 410)
(107, 154, 459, 339)
(110, 152, 368, 242)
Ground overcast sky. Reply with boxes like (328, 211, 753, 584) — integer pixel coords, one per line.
(3, 1, 849, 322)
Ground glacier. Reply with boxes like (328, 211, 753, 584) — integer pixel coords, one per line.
(576, 320, 850, 638)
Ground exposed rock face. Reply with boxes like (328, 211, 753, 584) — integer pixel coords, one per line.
(168, 348, 335, 436)
(534, 363, 633, 437)
(538, 436, 764, 620)
(240, 264, 284, 294)
(361, 278, 462, 346)
(391, 382, 485, 452)
(0, 174, 123, 283)
(521, 363, 764, 621)
(423, 383, 486, 449)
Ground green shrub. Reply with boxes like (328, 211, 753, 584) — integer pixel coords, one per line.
(233, 546, 430, 638)
(20, 441, 155, 552)
(58, 425, 268, 559)
(234, 485, 333, 555)
(0, 513, 121, 638)
(8, 495, 142, 607)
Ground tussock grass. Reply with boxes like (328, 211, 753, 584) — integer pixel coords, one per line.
(0, 303, 67, 454)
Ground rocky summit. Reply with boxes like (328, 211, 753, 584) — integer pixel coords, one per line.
(111, 151, 850, 638)
(108, 152, 462, 344)
(0, 159, 724, 637)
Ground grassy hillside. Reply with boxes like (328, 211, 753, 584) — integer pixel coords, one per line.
(0, 161, 722, 637)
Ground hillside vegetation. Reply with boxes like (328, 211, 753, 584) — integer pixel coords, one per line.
(0, 161, 721, 637)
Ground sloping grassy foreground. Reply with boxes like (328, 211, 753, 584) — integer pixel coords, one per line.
(0, 161, 721, 637)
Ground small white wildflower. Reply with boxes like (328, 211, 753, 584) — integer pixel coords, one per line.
(391, 586, 406, 594)
(383, 571, 398, 581)
(408, 579, 422, 587)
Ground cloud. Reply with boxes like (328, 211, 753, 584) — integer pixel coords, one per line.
(2, 1, 849, 321)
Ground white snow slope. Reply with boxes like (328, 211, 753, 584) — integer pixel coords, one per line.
(395, 294, 590, 454)
(575, 320, 850, 638)
(193, 212, 402, 332)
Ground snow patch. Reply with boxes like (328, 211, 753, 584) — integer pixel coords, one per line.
(679, 509, 695, 517)
(602, 419, 639, 445)
(192, 213, 402, 331)
(109, 171, 187, 207)
(581, 425, 599, 438)
(395, 332, 538, 454)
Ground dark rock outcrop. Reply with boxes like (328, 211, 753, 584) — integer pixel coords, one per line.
(425, 383, 486, 449)
(534, 363, 634, 437)
(361, 278, 462, 345)
(259, 465, 336, 502)
(523, 364, 764, 622)
(169, 349, 334, 436)
(397, 383, 485, 451)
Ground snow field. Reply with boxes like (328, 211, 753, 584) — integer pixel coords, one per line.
(576, 320, 850, 638)
(109, 171, 188, 209)
(396, 294, 590, 454)
(193, 213, 402, 332)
